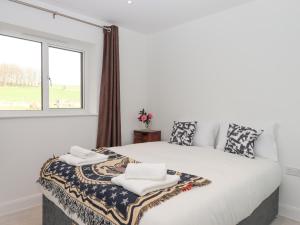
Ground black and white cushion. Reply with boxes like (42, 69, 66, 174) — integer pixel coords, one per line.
(224, 123, 263, 159)
(169, 121, 197, 146)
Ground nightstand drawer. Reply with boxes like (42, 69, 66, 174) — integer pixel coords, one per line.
(134, 132, 148, 138)
(134, 134, 146, 143)
(134, 130, 161, 144)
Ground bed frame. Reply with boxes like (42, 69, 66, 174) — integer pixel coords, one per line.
(43, 188, 279, 225)
(238, 188, 279, 225)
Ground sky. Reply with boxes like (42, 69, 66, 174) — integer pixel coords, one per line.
(0, 34, 81, 86)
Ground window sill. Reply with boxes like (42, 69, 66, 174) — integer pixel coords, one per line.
(0, 111, 98, 119)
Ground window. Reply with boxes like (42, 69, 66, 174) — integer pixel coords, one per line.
(49, 47, 83, 109)
(0, 33, 84, 114)
(0, 35, 42, 110)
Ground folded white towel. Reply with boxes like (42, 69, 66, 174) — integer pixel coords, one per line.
(59, 154, 108, 166)
(112, 174, 180, 196)
(70, 146, 98, 159)
(125, 163, 167, 181)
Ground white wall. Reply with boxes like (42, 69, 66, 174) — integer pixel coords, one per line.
(119, 27, 149, 145)
(148, 0, 300, 221)
(0, 0, 148, 215)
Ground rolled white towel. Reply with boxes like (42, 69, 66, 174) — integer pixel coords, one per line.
(59, 154, 108, 166)
(70, 146, 97, 159)
(112, 174, 180, 196)
(125, 163, 167, 181)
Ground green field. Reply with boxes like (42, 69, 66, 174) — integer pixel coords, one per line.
(49, 85, 81, 108)
(0, 85, 81, 110)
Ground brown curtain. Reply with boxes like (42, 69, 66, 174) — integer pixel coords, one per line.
(96, 25, 121, 148)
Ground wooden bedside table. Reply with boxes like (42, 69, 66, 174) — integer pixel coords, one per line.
(134, 130, 161, 144)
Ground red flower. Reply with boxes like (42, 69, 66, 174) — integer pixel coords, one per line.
(137, 109, 153, 125)
(141, 115, 147, 122)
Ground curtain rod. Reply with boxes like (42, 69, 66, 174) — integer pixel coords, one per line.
(8, 0, 111, 31)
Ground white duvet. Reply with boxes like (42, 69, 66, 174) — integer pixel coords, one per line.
(110, 142, 282, 225)
(43, 142, 282, 225)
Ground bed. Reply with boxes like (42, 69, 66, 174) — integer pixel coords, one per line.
(41, 141, 282, 225)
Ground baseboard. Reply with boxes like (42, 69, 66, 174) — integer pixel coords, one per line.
(0, 193, 42, 217)
(279, 203, 300, 222)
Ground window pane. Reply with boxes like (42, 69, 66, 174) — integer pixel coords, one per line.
(0, 35, 42, 110)
(49, 47, 82, 109)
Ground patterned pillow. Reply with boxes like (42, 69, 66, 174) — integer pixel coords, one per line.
(169, 121, 197, 146)
(224, 123, 263, 159)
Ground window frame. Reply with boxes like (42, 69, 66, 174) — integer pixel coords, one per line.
(0, 31, 88, 118)
(46, 45, 85, 110)
(0, 33, 43, 111)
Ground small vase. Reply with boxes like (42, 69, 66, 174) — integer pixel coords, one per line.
(144, 122, 151, 130)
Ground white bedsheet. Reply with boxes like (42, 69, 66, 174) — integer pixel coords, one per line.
(42, 141, 282, 225)
(109, 142, 282, 225)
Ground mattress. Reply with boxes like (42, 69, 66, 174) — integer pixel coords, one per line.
(109, 142, 282, 225)
(42, 141, 282, 225)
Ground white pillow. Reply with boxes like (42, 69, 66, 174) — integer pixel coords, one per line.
(216, 122, 229, 150)
(216, 122, 278, 161)
(254, 124, 278, 161)
(193, 122, 219, 147)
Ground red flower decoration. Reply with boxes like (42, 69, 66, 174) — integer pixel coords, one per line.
(138, 109, 153, 129)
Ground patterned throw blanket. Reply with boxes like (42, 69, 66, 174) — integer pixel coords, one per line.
(39, 148, 211, 225)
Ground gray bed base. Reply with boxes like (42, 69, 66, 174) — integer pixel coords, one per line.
(43, 188, 279, 225)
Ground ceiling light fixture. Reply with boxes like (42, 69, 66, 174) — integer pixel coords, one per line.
(127, 0, 133, 4)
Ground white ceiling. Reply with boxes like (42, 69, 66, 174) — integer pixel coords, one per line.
(36, 0, 254, 33)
